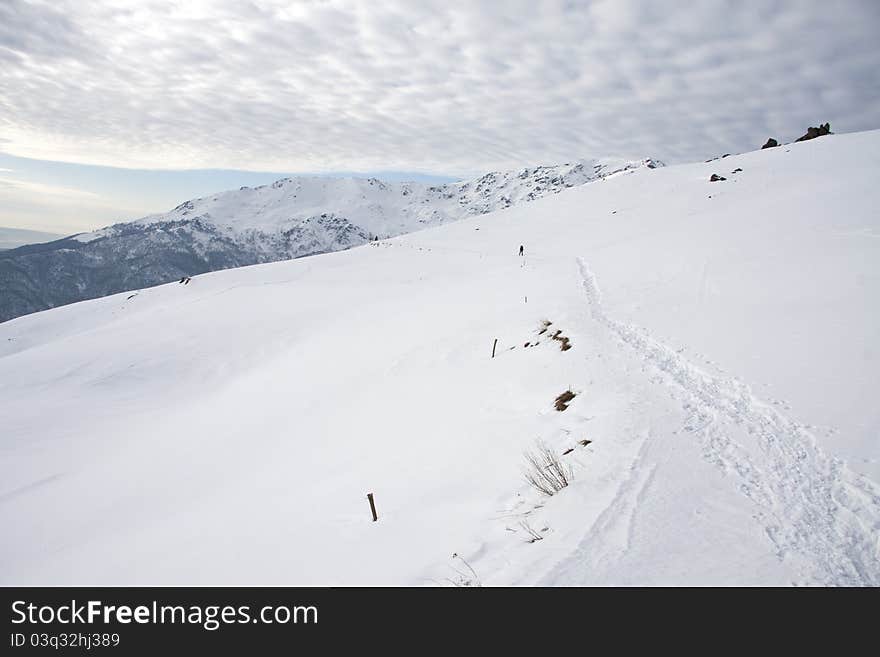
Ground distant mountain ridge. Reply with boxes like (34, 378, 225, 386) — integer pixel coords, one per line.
(0, 227, 63, 251)
(0, 158, 661, 322)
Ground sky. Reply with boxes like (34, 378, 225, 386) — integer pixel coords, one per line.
(1, 0, 879, 234)
(0, 151, 455, 234)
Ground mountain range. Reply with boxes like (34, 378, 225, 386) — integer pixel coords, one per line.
(0, 158, 660, 323)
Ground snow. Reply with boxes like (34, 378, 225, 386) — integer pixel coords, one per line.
(112, 158, 659, 241)
(69, 228, 112, 244)
(2, 158, 661, 325)
(1, 131, 878, 586)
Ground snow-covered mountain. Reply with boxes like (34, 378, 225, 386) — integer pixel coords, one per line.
(2, 131, 878, 586)
(0, 158, 659, 323)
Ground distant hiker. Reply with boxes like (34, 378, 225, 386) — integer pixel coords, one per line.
(519, 245, 524, 256)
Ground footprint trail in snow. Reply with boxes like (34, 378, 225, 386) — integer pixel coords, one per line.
(571, 258, 880, 586)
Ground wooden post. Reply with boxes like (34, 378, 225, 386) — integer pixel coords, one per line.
(491, 338, 498, 358)
(367, 492, 378, 522)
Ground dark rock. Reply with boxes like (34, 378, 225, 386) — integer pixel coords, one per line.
(795, 122, 831, 142)
(732, 168, 743, 173)
(762, 138, 779, 149)
(554, 389, 576, 411)
(710, 174, 727, 182)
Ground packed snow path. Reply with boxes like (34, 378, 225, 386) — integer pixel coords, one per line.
(537, 260, 880, 586)
(418, 253, 880, 587)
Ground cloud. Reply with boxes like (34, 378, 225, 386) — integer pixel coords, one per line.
(0, 173, 148, 233)
(0, 176, 106, 203)
(1, 0, 879, 173)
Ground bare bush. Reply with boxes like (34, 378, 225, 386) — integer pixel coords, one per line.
(519, 520, 545, 543)
(523, 440, 572, 496)
(448, 553, 482, 587)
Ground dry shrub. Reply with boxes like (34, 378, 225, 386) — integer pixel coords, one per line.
(523, 440, 572, 496)
(519, 520, 545, 543)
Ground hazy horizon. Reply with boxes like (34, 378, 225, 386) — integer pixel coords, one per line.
(0, 150, 460, 234)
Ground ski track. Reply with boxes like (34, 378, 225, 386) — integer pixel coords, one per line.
(575, 258, 880, 586)
(558, 437, 657, 580)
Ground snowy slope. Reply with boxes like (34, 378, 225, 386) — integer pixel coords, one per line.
(0, 158, 658, 323)
(0, 132, 878, 586)
(122, 158, 659, 238)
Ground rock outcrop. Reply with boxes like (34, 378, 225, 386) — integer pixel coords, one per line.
(795, 123, 831, 142)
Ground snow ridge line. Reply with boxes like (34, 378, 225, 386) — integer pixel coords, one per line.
(575, 258, 880, 586)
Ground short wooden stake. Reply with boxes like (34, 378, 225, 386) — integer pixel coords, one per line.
(367, 492, 378, 522)
(491, 338, 498, 358)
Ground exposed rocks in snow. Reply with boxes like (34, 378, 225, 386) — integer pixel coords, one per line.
(796, 122, 832, 142)
(710, 174, 727, 182)
(554, 390, 576, 411)
(762, 138, 780, 149)
(550, 329, 572, 351)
